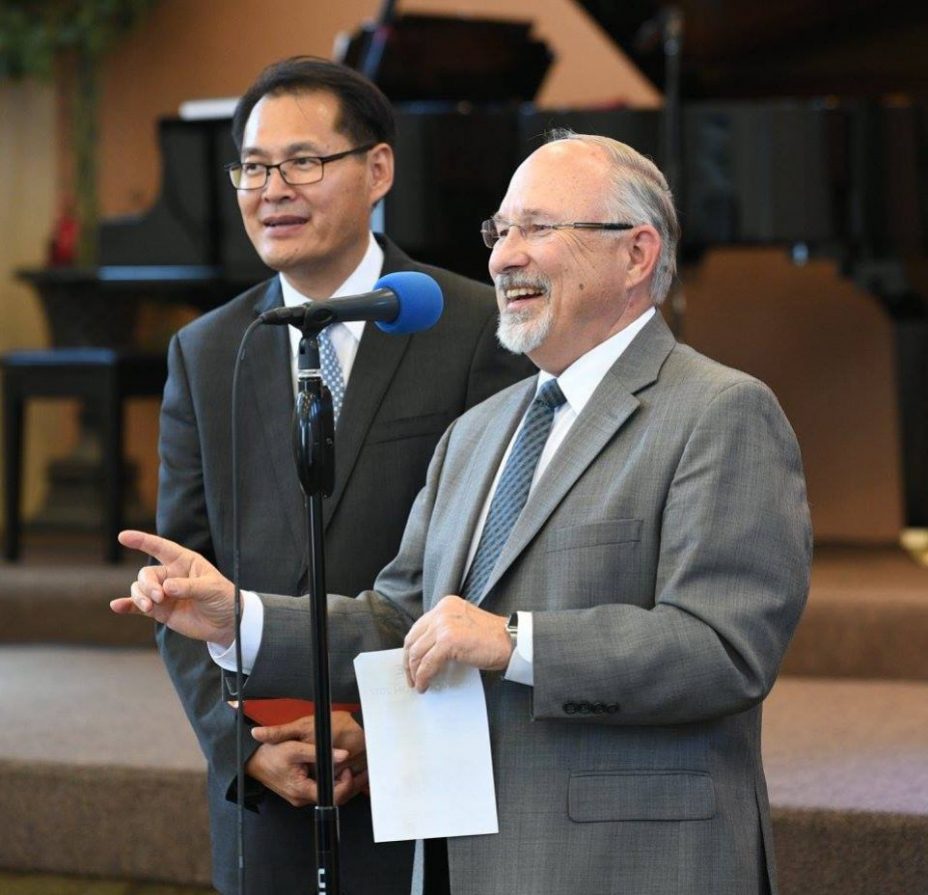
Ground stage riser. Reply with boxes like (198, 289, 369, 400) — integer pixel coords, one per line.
(0, 563, 154, 648)
(2, 547, 926, 681)
(782, 596, 928, 679)
(1, 647, 926, 894)
(774, 810, 928, 895)
(1, 542, 925, 891)
(1, 760, 924, 895)
(0, 761, 211, 886)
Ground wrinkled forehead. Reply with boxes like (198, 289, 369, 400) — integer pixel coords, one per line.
(496, 141, 613, 221)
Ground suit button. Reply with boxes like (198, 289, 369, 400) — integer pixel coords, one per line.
(592, 702, 605, 714)
(578, 701, 591, 714)
(563, 702, 577, 715)
(605, 703, 620, 714)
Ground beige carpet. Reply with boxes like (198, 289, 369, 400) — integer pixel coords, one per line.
(781, 546, 928, 679)
(0, 871, 211, 894)
(1, 544, 926, 892)
(0, 646, 210, 886)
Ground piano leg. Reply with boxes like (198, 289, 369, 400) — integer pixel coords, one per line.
(894, 314, 928, 564)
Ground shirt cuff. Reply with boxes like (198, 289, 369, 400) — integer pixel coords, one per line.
(208, 590, 264, 674)
(503, 611, 534, 686)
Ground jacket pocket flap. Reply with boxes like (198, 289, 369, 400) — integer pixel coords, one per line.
(546, 518, 642, 553)
(366, 411, 451, 445)
(568, 770, 716, 822)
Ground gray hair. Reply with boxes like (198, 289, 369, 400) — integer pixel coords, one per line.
(546, 129, 679, 304)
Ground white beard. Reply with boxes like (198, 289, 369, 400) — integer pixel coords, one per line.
(497, 299, 554, 355)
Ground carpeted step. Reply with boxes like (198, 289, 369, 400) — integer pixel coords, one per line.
(764, 677, 928, 895)
(0, 645, 210, 885)
(0, 561, 155, 647)
(781, 546, 928, 680)
(3, 546, 927, 681)
(3, 647, 928, 893)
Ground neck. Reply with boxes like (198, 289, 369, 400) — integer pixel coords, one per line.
(281, 239, 370, 299)
(530, 300, 655, 375)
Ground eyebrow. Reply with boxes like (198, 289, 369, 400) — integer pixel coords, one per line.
(240, 141, 326, 159)
(493, 207, 553, 221)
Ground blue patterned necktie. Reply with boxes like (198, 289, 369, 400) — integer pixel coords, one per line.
(317, 325, 346, 423)
(461, 378, 567, 601)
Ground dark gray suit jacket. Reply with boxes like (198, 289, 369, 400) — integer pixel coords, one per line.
(156, 235, 532, 895)
(246, 313, 812, 895)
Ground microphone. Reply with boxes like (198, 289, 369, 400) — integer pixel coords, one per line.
(259, 271, 443, 334)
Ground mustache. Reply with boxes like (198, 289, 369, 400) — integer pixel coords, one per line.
(494, 273, 551, 295)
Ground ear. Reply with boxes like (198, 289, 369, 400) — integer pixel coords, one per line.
(624, 225, 661, 294)
(367, 143, 394, 206)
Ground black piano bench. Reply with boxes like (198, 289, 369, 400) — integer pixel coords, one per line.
(1, 348, 167, 563)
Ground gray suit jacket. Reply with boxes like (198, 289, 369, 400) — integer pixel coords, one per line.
(246, 312, 812, 895)
(156, 235, 532, 895)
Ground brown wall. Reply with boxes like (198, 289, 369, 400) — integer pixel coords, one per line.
(3, 0, 904, 542)
(682, 249, 902, 542)
(0, 82, 71, 519)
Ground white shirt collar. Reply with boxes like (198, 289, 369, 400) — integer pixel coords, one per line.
(537, 307, 656, 414)
(278, 232, 384, 344)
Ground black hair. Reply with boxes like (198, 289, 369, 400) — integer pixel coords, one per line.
(231, 55, 396, 153)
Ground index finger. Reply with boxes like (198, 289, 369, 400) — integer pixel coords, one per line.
(252, 715, 317, 744)
(118, 530, 187, 566)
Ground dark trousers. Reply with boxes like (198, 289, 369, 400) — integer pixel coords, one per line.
(423, 837, 450, 895)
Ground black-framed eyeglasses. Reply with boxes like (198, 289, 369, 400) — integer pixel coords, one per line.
(481, 218, 636, 249)
(224, 143, 376, 190)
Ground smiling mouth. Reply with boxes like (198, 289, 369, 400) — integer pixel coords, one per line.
(262, 216, 308, 229)
(502, 286, 546, 305)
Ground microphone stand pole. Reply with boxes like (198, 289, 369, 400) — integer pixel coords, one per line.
(660, 4, 686, 339)
(292, 329, 340, 895)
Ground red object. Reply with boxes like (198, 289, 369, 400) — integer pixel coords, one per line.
(231, 698, 361, 726)
(49, 205, 79, 266)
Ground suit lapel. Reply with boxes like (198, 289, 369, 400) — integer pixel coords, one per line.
(474, 313, 677, 607)
(432, 381, 537, 603)
(242, 280, 306, 560)
(323, 326, 411, 528)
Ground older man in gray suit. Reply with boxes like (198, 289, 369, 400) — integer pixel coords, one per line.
(116, 130, 812, 895)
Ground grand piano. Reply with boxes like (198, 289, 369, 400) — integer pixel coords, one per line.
(94, 0, 928, 528)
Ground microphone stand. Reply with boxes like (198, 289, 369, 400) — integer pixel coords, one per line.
(660, 5, 686, 339)
(292, 329, 340, 895)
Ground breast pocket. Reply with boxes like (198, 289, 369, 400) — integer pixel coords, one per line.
(365, 411, 452, 445)
(544, 519, 642, 607)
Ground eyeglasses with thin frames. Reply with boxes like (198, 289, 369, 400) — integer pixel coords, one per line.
(225, 143, 376, 190)
(481, 218, 636, 249)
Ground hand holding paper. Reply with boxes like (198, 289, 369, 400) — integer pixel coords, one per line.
(403, 594, 513, 692)
(354, 649, 498, 842)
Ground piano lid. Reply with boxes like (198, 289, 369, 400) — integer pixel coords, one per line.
(339, 13, 553, 103)
(575, 0, 928, 99)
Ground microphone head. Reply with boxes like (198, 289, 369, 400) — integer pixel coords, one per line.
(374, 272, 443, 334)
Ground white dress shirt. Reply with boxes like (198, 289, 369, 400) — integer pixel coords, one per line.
(279, 231, 384, 392)
(212, 307, 657, 685)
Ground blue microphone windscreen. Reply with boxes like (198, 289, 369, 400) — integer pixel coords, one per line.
(375, 272, 444, 334)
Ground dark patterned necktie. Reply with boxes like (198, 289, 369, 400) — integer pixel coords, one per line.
(461, 379, 567, 601)
(317, 324, 346, 423)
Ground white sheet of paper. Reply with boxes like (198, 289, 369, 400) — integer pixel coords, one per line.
(353, 648, 499, 843)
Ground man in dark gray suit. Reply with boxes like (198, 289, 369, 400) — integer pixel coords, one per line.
(155, 56, 530, 895)
(120, 130, 811, 894)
